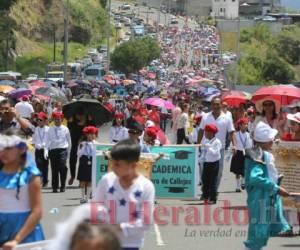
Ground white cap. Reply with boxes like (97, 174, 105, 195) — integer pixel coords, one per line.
(253, 121, 278, 143)
(133, 95, 139, 100)
(0, 135, 26, 150)
(287, 112, 300, 124)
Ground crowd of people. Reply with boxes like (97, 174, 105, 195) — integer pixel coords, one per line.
(0, 22, 300, 250)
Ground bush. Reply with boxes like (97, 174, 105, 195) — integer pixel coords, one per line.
(111, 37, 161, 76)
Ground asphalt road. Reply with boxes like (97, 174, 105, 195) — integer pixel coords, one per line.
(41, 122, 300, 250)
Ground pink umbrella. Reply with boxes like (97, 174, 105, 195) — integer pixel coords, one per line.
(144, 98, 175, 110)
(29, 85, 42, 93)
(30, 80, 47, 87)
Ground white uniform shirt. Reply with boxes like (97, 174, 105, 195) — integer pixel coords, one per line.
(109, 126, 129, 143)
(93, 172, 155, 248)
(32, 126, 49, 150)
(45, 125, 71, 150)
(200, 111, 235, 148)
(189, 125, 201, 144)
(15, 101, 34, 119)
(235, 131, 252, 151)
(200, 137, 222, 163)
(77, 141, 95, 157)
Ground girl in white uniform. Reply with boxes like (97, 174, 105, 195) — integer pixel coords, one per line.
(109, 113, 128, 144)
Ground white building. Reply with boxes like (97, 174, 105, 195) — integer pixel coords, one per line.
(212, 0, 239, 19)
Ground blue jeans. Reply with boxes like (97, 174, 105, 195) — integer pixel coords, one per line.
(216, 148, 225, 190)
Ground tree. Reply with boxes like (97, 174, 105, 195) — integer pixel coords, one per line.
(0, 0, 16, 10)
(262, 52, 295, 84)
(275, 28, 300, 65)
(111, 37, 161, 76)
(99, 0, 107, 8)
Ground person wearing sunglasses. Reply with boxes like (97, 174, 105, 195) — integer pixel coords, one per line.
(253, 98, 287, 137)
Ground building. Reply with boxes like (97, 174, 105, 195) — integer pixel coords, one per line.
(139, 0, 212, 17)
(212, 0, 239, 19)
(239, 0, 281, 16)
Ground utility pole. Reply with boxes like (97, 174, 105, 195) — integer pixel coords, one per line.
(106, 0, 111, 74)
(5, 11, 10, 71)
(53, 24, 56, 62)
(233, 17, 240, 89)
(63, 0, 69, 83)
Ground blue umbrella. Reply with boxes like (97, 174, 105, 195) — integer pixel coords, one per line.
(0, 80, 16, 86)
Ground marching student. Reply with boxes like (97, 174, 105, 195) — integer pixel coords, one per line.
(32, 112, 49, 187)
(93, 139, 155, 250)
(140, 126, 160, 153)
(109, 113, 128, 144)
(200, 124, 222, 204)
(189, 115, 202, 144)
(77, 126, 98, 204)
(45, 112, 71, 193)
(230, 117, 252, 192)
(244, 121, 290, 250)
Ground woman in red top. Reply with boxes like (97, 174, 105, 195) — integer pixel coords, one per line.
(281, 112, 300, 235)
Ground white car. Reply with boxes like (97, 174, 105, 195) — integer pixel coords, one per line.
(121, 4, 131, 10)
(26, 74, 38, 81)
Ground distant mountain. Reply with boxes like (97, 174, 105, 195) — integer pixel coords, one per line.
(281, 0, 300, 10)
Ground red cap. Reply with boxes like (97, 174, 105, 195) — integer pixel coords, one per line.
(204, 124, 218, 134)
(37, 112, 48, 120)
(236, 117, 249, 126)
(52, 112, 64, 119)
(22, 95, 29, 101)
(149, 112, 160, 124)
(134, 115, 146, 125)
(82, 126, 98, 135)
(145, 126, 159, 139)
(114, 113, 124, 120)
(194, 115, 202, 123)
(140, 108, 149, 116)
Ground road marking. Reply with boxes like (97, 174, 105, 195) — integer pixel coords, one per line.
(154, 223, 165, 246)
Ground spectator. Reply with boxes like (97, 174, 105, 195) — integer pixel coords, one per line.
(253, 98, 287, 137)
(15, 96, 34, 120)
(0, 99, 32, 134)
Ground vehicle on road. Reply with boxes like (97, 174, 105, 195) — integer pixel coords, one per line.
(121, 4, 131, 11)
(46, 71, 64, 82)
(26, 74, 38, 81)
(84, 64, 105, 81)
(0, 71, 22, 81)
(133, 25, 145, 37)
(170, 17, 178, 24)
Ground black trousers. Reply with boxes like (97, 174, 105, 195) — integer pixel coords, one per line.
(35, 149, 49, 185)
(201, 161, 219, 201)
(177, 128, 190, 144)
(69, 143, 78, 179)
(49, 148, 68, 190)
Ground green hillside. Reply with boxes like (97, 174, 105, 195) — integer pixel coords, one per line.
(0, 0, 108, 76)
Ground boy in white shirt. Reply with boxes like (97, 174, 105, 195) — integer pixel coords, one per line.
(93, 139, 155, 250)
(32, 112, 49, 187)
(45, 112, 71, 193)
(200, 124, 222, 204)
